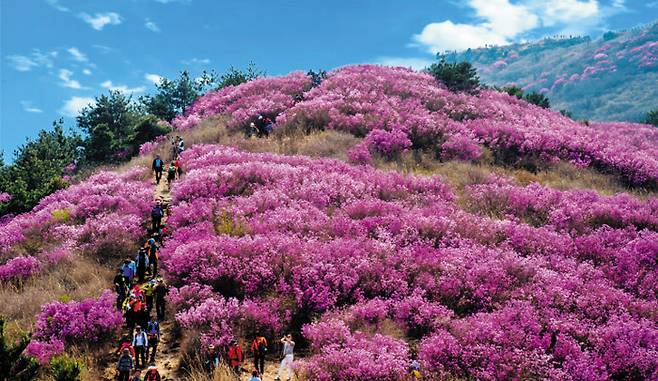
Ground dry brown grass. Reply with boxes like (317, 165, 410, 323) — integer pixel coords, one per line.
(0, 257, 111, 341)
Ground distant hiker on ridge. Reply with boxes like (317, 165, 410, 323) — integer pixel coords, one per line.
(151, 154, 164, 184)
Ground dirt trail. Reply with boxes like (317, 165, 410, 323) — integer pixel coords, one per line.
(101, 177, 180, 381)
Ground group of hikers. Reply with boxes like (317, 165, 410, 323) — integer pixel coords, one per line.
(151, 135, 185, 190)
(248, 115, 274, 138)
(113, 183, 172, 381)
(203, 333, 296, 381)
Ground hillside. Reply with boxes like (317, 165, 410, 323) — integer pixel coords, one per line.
(444, 22, 658, 122)
(2, 65, 657, 380)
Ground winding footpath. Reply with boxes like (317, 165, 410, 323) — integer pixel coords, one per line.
(102, 176, 180, 381)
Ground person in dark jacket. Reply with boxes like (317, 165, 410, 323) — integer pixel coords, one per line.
(154, 279, 168, 320)
(151, 155, 164, 184)
(147, 238, 159, 277)
(143, 364, 161, 381)
(151, 202, 163, 232)
(146, 316, 160, 362)
(136, 249, 148, 283)
(114, 268, 127, 310)
(117, 348, 134, 381)
(251, 334, 268, 375)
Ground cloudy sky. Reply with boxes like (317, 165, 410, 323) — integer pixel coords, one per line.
(1, 0, 656, 156)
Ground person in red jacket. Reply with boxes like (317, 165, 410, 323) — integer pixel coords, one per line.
(227, 339, 244, 375)
(251, 334, 268, 375)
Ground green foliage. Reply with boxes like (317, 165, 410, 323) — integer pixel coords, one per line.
(426, 59, 480, 93)
(524, 92, 551, 109)
(216, 62, 264, 90)
(50, 355, 84, 381)
(140, 71, 215, 121)
(560, 109, 574, 119)
(501, 86, 551, 109)
(213, 210, 247, 237)
(307, 69, 327, 88)
(78, 91, 140, 162)
(0, 316, 39, 381)
(603, 31, 618, 41)
(503, 85, 524, 99)
(129, 115, 171, 147)
(0, 120, 82, 215)
(645, 109, 658, 127)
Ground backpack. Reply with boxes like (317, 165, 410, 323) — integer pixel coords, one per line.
(151, 206, 162, 218)
(144, 369, 161, 381)
(154, 159, 163, 169)
(168, 166, 176, 176)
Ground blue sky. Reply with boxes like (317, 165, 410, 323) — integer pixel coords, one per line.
(1, 0, 656, 157)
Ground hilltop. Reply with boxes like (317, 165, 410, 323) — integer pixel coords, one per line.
(1, 65, 657, 380)
(444, 22, 658, 122)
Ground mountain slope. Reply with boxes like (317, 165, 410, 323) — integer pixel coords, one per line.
(445, 22, 658, 122)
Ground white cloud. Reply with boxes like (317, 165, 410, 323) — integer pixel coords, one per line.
(67, 47, 88, 62)
(58, 69, 83, 89)
(414, 0, 538, 53)
(60, 96, 95, 117)
(181, 57, 211, 65)
(79, 12, 122, 30)
(145, 73, 163, 85)
(21, 101, 43, 113)
(537, 0, 599, 26)
(6, 55, 38, 71)
(145, 18, 160, 32)
(647, 1, 658, 8)
(83, 68, 92, 75)
(45, 0, 69, 12)
(100, 80, 146, 95)
(413, 0, 611, 53)
(374, 57, 433, 70)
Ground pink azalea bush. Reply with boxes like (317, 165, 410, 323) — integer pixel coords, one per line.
(172, 64, 658, 187)
(0, 256, 40, 281)
(25, 290, 123, 363)
(159, 145, 658, 380)
(0, 168, 152, 270)
(172, 72, 310, 130)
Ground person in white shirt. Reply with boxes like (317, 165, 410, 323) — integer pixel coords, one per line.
(132, 325, 149, 368)
(275, 333, 295, 381)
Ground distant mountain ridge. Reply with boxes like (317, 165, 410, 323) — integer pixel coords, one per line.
(444, 22, 658, 122)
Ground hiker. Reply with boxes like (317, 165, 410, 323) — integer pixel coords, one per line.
(151, 202, 163, 232)
(143, 364, 161, 381)
(227, 339, 244, 375)
(204, 344, 219, 374)
(409, 358, 422, 380)
(251, 334, 268, 375)
(152, 155, 164, 184)
(130, 370, 141, 381)
(117, 336, 136, 359)
(114, 268, 128, 310)
(154, 279, 168, 320)
(263, 117, 274, 136)
(249, 370, 262, 381)
(174, 155, 183, 179)
(256, 115, 266, 138)
(122, 258, 136, 288)
(117, 348, 134, 381)
(143, 280, 155, 314)
(249, 122, 258, 138)
(177, 136, 185, 154)
(275, 334, 295, 381)
(167, 163, 177, 190)
(147, 238, 159, 277)
(146, 316, 160, 362)
(136, 248, 149, 283)
(132, 325, 149, 368)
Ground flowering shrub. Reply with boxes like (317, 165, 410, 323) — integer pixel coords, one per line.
(301, 320, 409, 381)
(172, 64, 658, 187)
(24, 338, 65, 365)
(0, 256, 40, 281)
(172, 72, 310, 130)
(157, 144, 658, 379)
(0, 192, 12, 203)
(0, 169, 152, 265)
